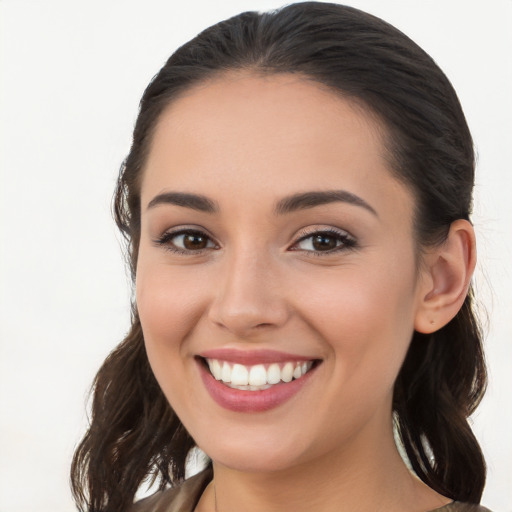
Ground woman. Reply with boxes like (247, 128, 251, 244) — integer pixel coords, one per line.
(71, 3, 491, 511)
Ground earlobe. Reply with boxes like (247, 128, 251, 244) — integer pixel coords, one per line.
(414, 220, 476, 334)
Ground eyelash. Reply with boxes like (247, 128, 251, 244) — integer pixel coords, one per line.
(153, 227, 357, 256)
(291, 227, 357, 256)
(154, 229, 217, 256)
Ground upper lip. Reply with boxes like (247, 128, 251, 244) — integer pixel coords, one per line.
(198, 348, 319, 365)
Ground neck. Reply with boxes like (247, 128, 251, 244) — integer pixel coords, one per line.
(200, 420, 448, 512)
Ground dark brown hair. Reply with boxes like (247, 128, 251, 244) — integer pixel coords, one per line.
(71, 3, 487, 511)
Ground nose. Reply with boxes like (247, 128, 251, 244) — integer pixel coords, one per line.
(207, 249, 290, 338)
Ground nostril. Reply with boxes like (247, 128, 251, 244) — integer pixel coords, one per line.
(207, 272, 290, 335)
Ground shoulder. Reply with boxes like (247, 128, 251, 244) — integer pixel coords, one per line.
(129, 469, 212, 512)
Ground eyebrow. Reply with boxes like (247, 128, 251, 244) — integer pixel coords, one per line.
(147, 192, 218, 213)
(274, 190, 378, 217)
(146, 189, 377, 217)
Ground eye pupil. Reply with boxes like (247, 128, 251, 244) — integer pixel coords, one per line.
(312, 234, 338, 251)
(183, 233, 208, 250)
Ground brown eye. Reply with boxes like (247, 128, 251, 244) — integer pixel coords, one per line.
(311, 234, 338, 251)
(292, 229, 356, 254)
(156, 229, 217, 253)
(183, 233, 209, 250)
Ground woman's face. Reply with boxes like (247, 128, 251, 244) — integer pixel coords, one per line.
(136, 73, 428, 472)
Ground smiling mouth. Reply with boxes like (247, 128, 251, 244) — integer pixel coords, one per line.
(200, 358, 318, 391)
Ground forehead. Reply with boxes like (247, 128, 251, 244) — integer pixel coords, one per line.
(141, 72, 413, 223)
(147, 72, 383, 173)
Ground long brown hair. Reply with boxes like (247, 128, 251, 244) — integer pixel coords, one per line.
(71, 3, 487, 511)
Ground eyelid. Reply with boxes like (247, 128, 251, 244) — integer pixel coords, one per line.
(153, 226, 219, 255)
(152, 224, 357, 256)
(289, 226, 357, 255)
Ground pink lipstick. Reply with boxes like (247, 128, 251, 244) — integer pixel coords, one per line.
(197, 349, 319, 413)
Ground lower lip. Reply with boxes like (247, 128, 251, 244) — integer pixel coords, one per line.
(198, 360, 317, 413)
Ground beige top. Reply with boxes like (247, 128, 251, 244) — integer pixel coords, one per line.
(130, 470, 493, 512)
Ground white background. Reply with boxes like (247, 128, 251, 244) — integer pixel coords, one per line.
(0, 1, 510, 511)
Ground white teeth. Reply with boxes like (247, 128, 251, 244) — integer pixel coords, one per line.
(226, 383, 273, 391)
(205, 358, 314, 390)
(221, 362, 231, 383)
(281, 362, 294, 383)
(250, 384, 272, 391)
(231, 364, 249, 385)
(267, 363, 281, 384)
(248, 364, 267, 386)
(208, 359, 222, 380)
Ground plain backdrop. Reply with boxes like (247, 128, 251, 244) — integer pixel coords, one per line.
(0, 1, 511, 511)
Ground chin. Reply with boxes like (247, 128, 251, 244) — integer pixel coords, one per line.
(207, 449, 302, 474)
(195, 427, 314, 474)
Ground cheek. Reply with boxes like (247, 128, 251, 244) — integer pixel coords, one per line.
(135, 265, 209, 415)
(292, 258, 418, 382)
(135, 263, 208, 359)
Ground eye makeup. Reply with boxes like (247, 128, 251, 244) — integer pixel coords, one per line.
(153, 224, 358, 258)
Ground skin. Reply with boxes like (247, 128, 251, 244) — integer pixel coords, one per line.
(136, 72, 475, 511)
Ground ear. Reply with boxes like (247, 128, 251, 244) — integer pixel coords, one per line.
(414, 219, 476, 334)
